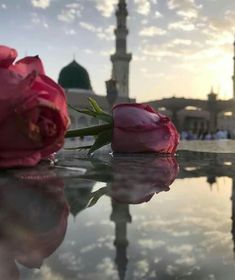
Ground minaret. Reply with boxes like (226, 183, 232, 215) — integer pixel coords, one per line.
(233, 36, 235, 99)
(110, 200, 132, 280)
(111, 0, 132, 98)
(231, 178, 235, 256)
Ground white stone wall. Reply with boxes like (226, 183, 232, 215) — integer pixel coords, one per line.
(112, 59, 130, 98)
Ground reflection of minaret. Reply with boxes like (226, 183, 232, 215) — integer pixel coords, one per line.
(110, 199, 132, 280)
(233, 36, 235, 99)
(111, 0, 132, 98)
(231, 178, 235, 256)
(207, 175, 216, 191)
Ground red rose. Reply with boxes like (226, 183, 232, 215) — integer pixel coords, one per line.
(111, 103, 179, 153)
(0, 45, 70, 168)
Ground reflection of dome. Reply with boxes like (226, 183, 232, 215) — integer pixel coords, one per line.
(58, 60, 92, 90)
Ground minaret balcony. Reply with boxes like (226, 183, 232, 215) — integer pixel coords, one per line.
(115, 28, 128, 37)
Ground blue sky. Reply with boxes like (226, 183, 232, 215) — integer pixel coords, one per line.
(1, 0, 235, 101)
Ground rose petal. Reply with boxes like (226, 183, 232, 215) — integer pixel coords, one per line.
(113, 105, 161, 130)
(12, 55, 45, 76)
(112, 103, 179, 154)
(0, 45, 17, 68)
(0, 152, 41, 168)
(33, 75, 68, 117)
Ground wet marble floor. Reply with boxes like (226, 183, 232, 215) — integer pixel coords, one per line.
(1, 142, 235, 279)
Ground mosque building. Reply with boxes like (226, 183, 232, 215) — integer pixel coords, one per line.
(58, 0, 235, 138)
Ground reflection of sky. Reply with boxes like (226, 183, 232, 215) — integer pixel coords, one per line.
(1, 0, 235, 101)
(19, 177, 235, 280)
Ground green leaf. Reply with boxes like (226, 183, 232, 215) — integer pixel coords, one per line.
(88, 97, 103, 113)
(88, 98, 113, 123)
(88, 129, 113, 154)
(68, 103, 113, 124)
(65, 124, 113, 138)
(68, 104, 96, 117)
(87, 187, 108, 208)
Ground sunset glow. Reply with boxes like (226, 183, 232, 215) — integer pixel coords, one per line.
(0, 0, 235, 101)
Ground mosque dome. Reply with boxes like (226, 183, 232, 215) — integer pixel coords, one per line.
(58, 60, 92, 90)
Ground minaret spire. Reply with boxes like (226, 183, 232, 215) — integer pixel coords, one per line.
(111, 0, 132, 98)
(231, 178, 235, 257)
(233, 35, 235, 99)
(110, 200, 132, 280)
(115, 0, 128, 53)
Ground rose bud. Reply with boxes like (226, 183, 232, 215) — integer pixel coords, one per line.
(110, 155, 179, 204)
(111, 103, 179, 154)
(0, 45, 70, 168)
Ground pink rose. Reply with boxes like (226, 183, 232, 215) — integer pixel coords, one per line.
(110, 156, 179, 204)
(0, 171, 69, 275)
(111, 103, 179, 153)
(0, 45, 70, 168)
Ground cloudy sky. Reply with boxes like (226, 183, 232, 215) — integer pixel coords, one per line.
(1, 0, 235, 101)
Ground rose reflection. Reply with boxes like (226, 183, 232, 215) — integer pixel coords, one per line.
(0, 170, 69, 279)
(110, 156, 179, 204)
(88, 155, 179, 206)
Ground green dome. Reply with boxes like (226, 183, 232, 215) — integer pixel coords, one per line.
(58, 60, 92, 90)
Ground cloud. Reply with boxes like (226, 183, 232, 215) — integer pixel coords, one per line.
(39, 265, 64, 280)
(58, 9, 78, 23)
(140, 41, 196, 61)
(134, 0, 157, 16)
(30, 12, 49, 29)
(207, 10, 235, 34)
(65, 29, 76, 36)
(96, 257, 118, 278)
(167, 0, 201, 20)
(205, 31, 233, 47)
(1, 4, 6, 9)
(139, 26, 167, 37)
(175, 256, 196, 266)
(84, 49, 94, 54)
(134, 260, 149, 278)
(168, 20, 195, 31)
(134, 0, 151, 15)
(138, 239, 165, 249)
(92, 0, 118, 18)
(97, 25, 115, 41)
(141, 46, 179, 60)
(168, 244, 193, 254)
(99, 49, 114, 57)
(58, 3, 83, 23)
(202, 10, 235, 48)
(168, 0, 198, 11)
(155, 11, 163, 18)
(31, 0, 50, 9)
(166, 265, 179, 276)
(79, 21, 115, 41)
(80, 21, 96, 32)
(177, 9, 198, 19)
(172, 39, 192, 45)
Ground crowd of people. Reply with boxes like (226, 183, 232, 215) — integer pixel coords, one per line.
(180, 129, 231, 140)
